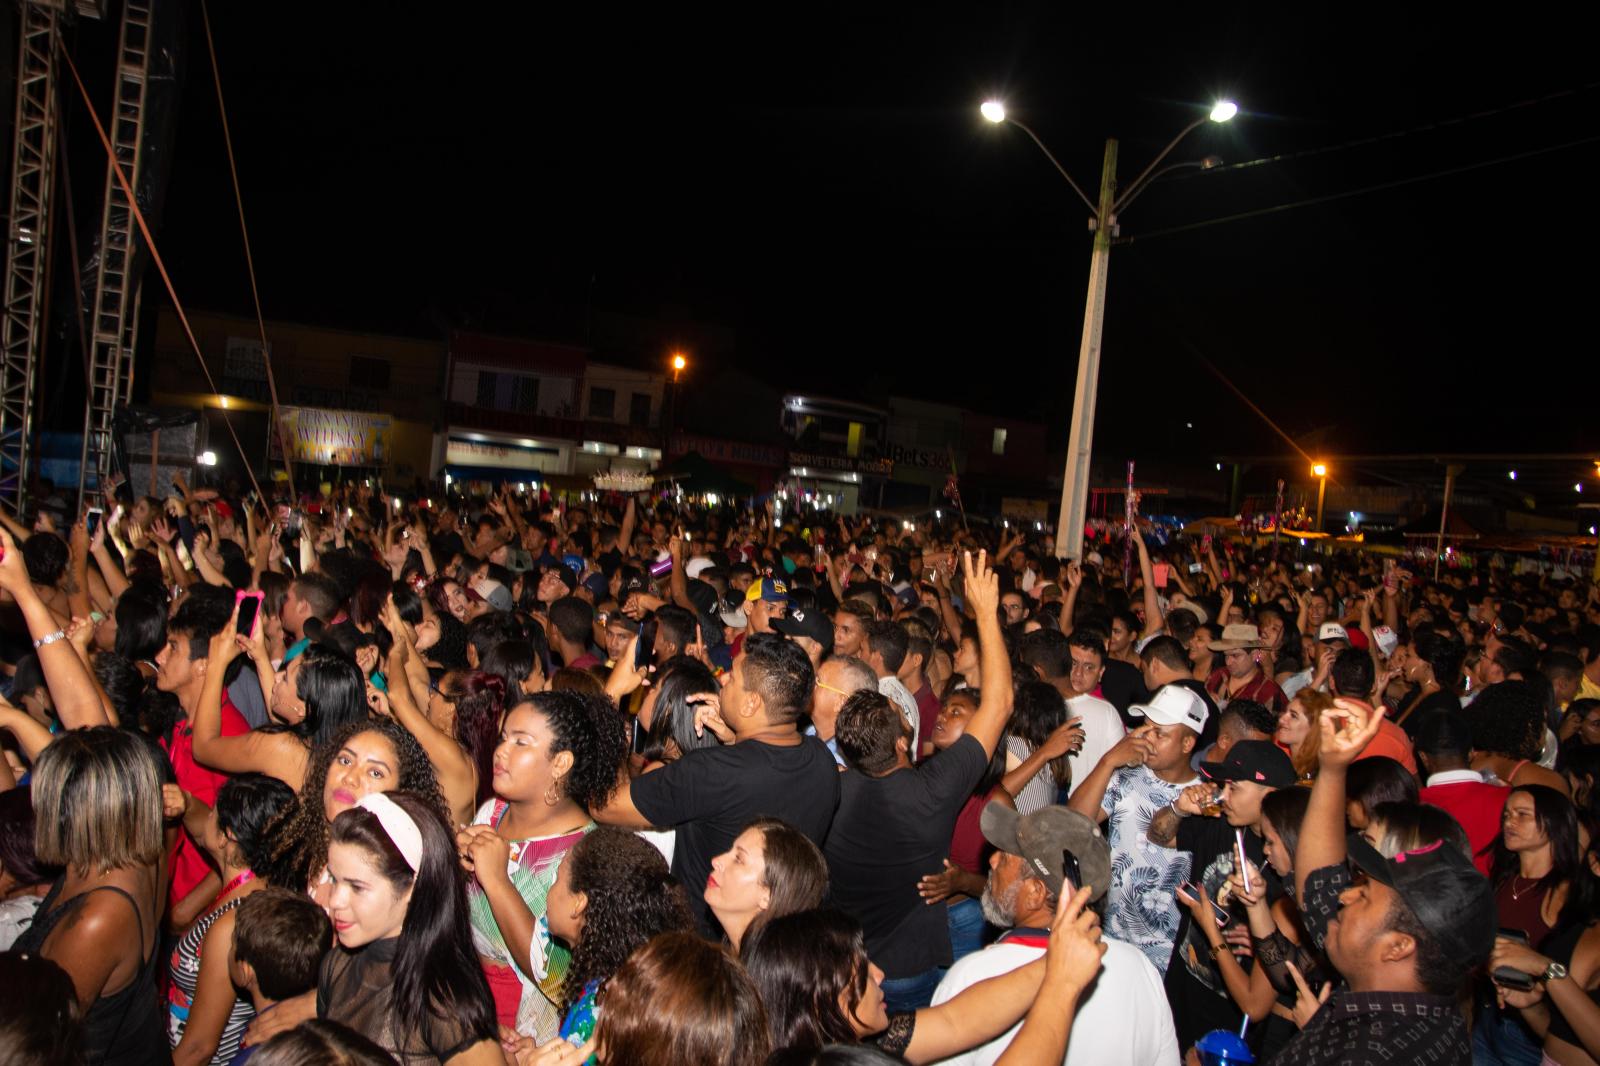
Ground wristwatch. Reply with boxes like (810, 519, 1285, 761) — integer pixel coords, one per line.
(1543, 961, 1569, 983)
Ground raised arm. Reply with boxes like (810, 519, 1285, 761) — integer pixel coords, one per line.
(1295, 698, 1383, 900)
(1058, 561, 1082, 636)
(1133, 533, 1163, 639)
(959, 550, 1014, 757)
(66, 520, 93, 621)
(0, 529, 111, 729)
(381, 639, 475, 819)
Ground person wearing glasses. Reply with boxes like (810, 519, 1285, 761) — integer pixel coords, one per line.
(806, 655, 879, 767)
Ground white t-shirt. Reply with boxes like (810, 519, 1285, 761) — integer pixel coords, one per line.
(1065, 693, 1125, 798)
(929, 934, 1180, 1066)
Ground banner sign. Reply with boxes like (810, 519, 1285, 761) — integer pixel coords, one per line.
(274, 407, 391, 466)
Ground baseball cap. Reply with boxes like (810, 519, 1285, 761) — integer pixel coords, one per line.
(1345, 834, 1495, 968)
(1371, 625, 1399, 658)
(720, 605, 749, 630)
(771, 606, 834, 654)
(543, 564, 578, 593)
(686, 556, 715, 580)
(1086, 551, 1104, 566)
(582, 574, 609, 601)
(1171, 601, 1210, 626)
(1318, 622, 1351, 643)
(1129, 684, 1209, 734)
(745, 577, 791, 604)
(684, 580, 720, 617)
(980, 803, 1112, 901)
(473, 579, 513, 613)
(1201, 739, 1298, 788)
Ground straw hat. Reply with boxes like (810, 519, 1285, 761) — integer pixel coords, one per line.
(1207, 623, 1265, 652)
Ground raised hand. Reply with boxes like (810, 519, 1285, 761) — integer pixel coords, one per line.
(1318, 698, 1386, 769)
(1042, 884, 1107, 994)
(1285, 960, 1333, 1028)
(1039, 717, 1086, 758)
(962, 549, 999, 618)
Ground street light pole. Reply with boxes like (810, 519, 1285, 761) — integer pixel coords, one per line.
(1058, 138, 1118, 561)
(983, 99, 1235, 560)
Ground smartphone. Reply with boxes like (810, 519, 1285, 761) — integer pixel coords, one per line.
(1176, 881, 1230, 928)
(1491, 966, 1538, 991)
(1152, 563, 1170, 588)
(86, 507, 104, 537)
(234, 590, 265, 639)
(1235, 829, 1252, 895)
(1188, 562, 1204, 574)
(1061, 849, 1082, 894)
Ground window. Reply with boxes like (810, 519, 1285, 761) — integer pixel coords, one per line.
(992, 428, 1007, 455)
(349, 355, 391, 390)
(629, 392, 652, 427)
(517, 376, 540, 414)
(589, 387, 616, 420)
(477, 371, 498, 409)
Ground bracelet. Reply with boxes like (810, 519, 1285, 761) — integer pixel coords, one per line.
(1209, 941, 1229, 960)
(33, 629, 66, 649)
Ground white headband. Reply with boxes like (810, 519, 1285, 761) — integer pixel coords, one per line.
(356, 793, 424, 874)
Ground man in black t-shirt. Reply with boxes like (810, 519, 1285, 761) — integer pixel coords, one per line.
(825, 550, 1014, 1012)
(592, 632, 841, 933)
(1148, 739, 1295, 1051)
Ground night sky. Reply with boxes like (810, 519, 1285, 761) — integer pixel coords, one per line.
(67, 4, 1599, 460)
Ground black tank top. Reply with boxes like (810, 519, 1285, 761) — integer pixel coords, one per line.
(14, 879, 172, 1066)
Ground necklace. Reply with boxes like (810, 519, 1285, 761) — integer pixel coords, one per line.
(1510, 875, 1542, 901)
(208, 869, 256, 913)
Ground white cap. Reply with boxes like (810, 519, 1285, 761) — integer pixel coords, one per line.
(1372, 625, 1399, 658)
(686, 556, 715, 580)
(720, 606, 748, 630)
(1129, 684, 1209, 733)
(1318, 622, 1351, 643)
(1086, 551, 1104, 566)
(1170, 600, 1209, 626)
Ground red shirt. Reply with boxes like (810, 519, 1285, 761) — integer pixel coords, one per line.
(162, 692, 250, 907)
(1205, 668, 1287, 715)
(1355, 717, 1418, 776)
(1420, 776, 1510, 876)
(912, 682, 941, 761)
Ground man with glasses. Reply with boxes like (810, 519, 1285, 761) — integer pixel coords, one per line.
(807, 655, 879, 766)
(1000, 590, 1028, 626)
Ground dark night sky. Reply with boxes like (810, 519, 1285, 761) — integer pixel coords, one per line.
(93, 3, 1599, 460)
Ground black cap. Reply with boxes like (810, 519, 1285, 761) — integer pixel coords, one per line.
(683, 579, 720, 617)
(1346, 833, 1495, 968)
(771, 605, 834, 654)
(1202, 739, 1298, 788)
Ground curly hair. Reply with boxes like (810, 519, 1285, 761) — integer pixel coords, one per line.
(268, 715, 447, 888)
(561, 826, 694, 1014)
(430, 613, 471, 671)
(1464, 679, 1547, 760)
(515, 690, 629, 813)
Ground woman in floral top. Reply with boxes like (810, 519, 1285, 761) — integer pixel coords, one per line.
(458, 690, 630, 1043)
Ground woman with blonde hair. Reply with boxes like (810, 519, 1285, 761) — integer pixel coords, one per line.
(13, 726, 171, 1065)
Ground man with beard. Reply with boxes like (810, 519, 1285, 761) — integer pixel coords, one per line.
(928, 803, 1179, 1065)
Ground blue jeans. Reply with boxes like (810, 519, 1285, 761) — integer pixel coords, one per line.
(880, 965, 946, 1014)
(1473, 1004, 1543, 1066)
(947, 897, 985, 964)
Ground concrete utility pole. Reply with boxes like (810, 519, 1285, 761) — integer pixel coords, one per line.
(1057, 139, 1118, 562)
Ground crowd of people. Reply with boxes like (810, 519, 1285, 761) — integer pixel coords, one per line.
(1, 472, 1598, 1066)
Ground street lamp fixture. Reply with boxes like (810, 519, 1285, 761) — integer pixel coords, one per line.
(980, 100, 1007, 124)
(1209, 100, 1239, 123)
(1311, 463, 1327, 478)
(671, 353, 687, 373)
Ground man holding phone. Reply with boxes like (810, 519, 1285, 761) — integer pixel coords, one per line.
(928, 804, 1180, 1066)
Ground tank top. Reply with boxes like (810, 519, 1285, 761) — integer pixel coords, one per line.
(1495, 875, 1556, 949)
(14, 879, 171, 1066)
(167, 897, 253, 1063)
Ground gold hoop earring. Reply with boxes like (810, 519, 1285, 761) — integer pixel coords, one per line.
(544, 780, 563, 806)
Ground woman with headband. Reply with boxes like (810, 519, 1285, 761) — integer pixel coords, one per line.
(319, 791, 501, 1065)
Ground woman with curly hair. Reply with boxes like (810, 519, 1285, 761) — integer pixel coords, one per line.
(457, 689, 631, 1042)
(1464, 679, 1570, 794)
(266, 715, 449, 904)
(542, 825, 694, 1049)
